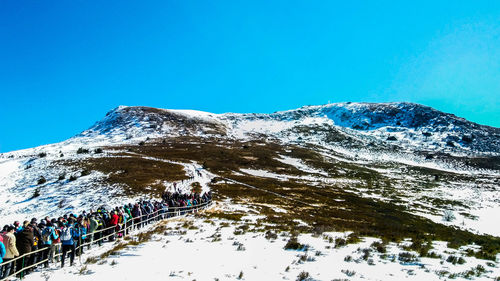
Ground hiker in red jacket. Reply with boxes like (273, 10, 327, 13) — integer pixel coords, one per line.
(108, 211, 119, 241)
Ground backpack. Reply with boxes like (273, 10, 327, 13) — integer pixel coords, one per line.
(79, 227, 87, 240)
(42, 227, 52, 243)
(61, 227, 73, 242)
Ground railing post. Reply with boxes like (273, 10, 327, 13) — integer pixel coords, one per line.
(20, 256, 25, 280)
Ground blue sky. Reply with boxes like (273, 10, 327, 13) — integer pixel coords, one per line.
(1, 1, 499, 152)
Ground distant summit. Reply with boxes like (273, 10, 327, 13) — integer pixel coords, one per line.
(80, 102, 500, 154)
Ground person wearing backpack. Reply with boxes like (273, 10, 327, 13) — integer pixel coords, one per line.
(94, 215, 105, 247)
(40, 222, 58, 267)
(75, 221, 87, 256)
(132, 204, 142, 229)
(60, 219, 79, 267)
(28, 219, 42, 272)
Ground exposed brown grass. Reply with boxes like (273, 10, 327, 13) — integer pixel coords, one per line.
(57, 136, 500, 258)
(57, 156, 188, 197)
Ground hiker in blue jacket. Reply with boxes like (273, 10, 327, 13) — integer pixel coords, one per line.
(0, 238, 6, 275)
(60, 219, 80, 267)
(40, 222, 59, 267)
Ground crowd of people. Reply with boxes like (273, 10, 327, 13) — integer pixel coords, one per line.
(0, 191, 212, 280)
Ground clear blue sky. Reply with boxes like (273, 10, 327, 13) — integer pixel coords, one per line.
(1, 1, 499, 152)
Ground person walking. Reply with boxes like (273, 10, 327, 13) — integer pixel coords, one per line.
(88, 215, 99, 247)
(0, 235, 6, 278)
(15, 222, 34, 275)
(60, 219, 79, 267)
(1, 226, 19, 279)
(40, 222, 58, 267)
(108, 211, 119, 241)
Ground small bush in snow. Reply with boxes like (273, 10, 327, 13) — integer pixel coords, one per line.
(299, 254, 307, 262)
(425, 251, 442, 259)
(360, 248, 371, 260)
(284, 236, 308, 251)
(398, 252, 418, 263)
(443, 210, 456, 222)
(344, 255, 353, 262)
(296, 271, 310, 281)
(58, 199, 66, 208)
(462, 265, 486, 279)
(77, 147, 89, 154)
(58, 173, 66, 181)
(37, 176, 46, 185)
(265, 230, 278, 240)
(447, 255, 466, 265)
(341, 269, 356, 277)
(334, 237, 347, 248)
(32, 187, 41, 198)
(371, 241, 387, 253)
(312, 224, 329, 237)
(486, 261, 495, 267)
(38, 152, 47, 158)
(346, 233, 361, 244)
(78, 265, 90, 275)
(237, 271, 244, 280)
(94, 148, 103, 154)
(81, 169, 91, 176)
(69, 175, 78, 181)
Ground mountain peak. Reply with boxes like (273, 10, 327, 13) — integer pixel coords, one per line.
(78, 102, 499, 154)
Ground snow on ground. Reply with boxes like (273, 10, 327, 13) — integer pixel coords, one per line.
(419, 205, 500, 238)
(239, 168, 293, 181)
(22, 202, 500, 281)
(0, 153, 124, 225)
(276, 155, 328, 176)
(0, 149, 212, 227)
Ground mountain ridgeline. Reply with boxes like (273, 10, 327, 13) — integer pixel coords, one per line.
(81, 102, 500, 155)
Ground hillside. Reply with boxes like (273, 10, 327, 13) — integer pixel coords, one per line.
(1, 102, 499, 280)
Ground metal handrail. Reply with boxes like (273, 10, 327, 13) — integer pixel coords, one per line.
(0, 200, 212, 281)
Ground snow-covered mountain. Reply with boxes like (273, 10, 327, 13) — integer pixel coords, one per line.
(1, 102, 500, 280)
(80, 102, 500, 155)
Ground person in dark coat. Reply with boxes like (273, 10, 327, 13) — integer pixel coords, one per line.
(15, 223, 34, 274)
(15, 224, 34, 255)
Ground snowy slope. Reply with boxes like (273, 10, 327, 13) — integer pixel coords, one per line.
(22, 202, 500, 281)
(78, 102, 500, 155)
(1, 102, 499, 228)
(1, 102, 500, 281)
